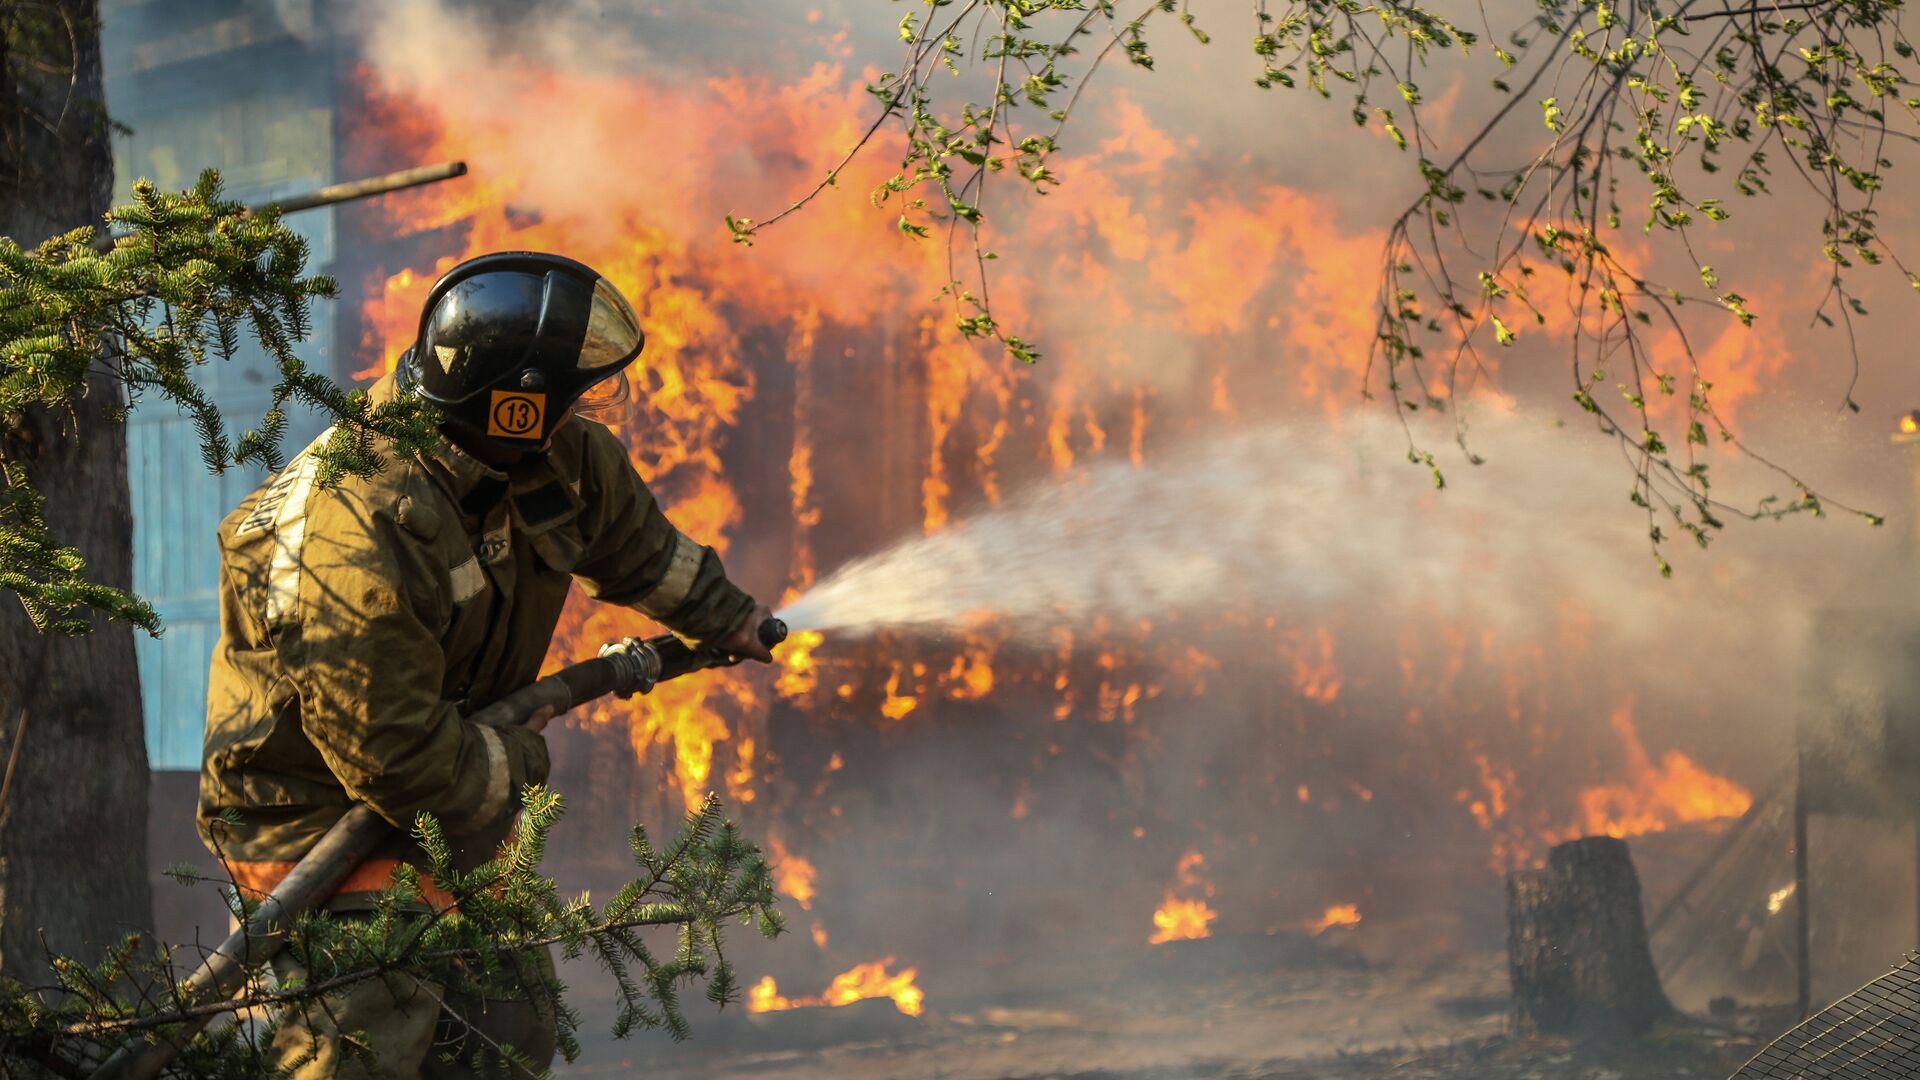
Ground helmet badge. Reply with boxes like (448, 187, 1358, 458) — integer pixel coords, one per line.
(486, 390, 547, 440)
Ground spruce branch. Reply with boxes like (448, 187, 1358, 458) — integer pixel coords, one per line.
(1, 790, 781, 1075)
(0, 169, 439, 634)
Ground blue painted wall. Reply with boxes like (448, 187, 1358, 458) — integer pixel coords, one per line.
(103, 0, 343, 767)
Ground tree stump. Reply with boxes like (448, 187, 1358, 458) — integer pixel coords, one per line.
(1506, 836, 1674, 1039)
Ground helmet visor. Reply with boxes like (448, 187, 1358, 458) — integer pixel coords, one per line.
(573, 369, 632, 421)
(579, 278, 643, 371)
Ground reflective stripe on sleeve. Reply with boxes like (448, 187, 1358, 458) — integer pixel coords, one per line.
(635, 531, 703, 618)
(263, 451, 324, 625)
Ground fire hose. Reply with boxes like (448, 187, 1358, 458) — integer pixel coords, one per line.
(89, 617, 788, 1080)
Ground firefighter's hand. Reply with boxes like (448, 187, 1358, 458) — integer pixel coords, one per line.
(526, 704, 558, 734)
(715, 602, 777, 663)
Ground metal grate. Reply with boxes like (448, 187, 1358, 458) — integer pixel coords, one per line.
(1735, 954, 1920, 1079)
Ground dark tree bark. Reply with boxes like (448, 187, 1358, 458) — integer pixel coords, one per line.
(1507, 836, 1674, 1039)
(0, 0, 153, 973)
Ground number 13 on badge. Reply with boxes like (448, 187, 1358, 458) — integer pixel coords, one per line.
(487, 390, 546, 439)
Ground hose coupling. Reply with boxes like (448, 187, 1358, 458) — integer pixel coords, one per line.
(597, 637, 663, 697)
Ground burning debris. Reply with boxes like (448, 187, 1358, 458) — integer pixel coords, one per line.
(1149, 851, 1220, 945)
(748, 960, 926, 1018)
(1149, 899, 1220, 947)
(1305, 903, 1364, 936)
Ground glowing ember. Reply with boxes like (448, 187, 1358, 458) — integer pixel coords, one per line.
(879, 664, 919, 720)
(1900, 413, 1918, 435)
(748, 959, 925, 1017)
(1305, 903, 1363, 934)
(1767, 882, 1797, 915)
(1285, 626, 1342, 703)
(943, 642, 996, 701)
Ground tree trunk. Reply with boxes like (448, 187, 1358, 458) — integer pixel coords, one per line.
(1507, 836, 1674, 1039)
(0, 0, 154, 973)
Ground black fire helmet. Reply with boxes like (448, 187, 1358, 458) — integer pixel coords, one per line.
(398, 251, 643, 452)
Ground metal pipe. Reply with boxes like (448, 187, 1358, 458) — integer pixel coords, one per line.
(266, 161, 467, 215)
(91, 161, 467, 251)
(89, 618, 786, 1080)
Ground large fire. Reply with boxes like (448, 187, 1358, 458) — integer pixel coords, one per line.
(748, 959, 926, 1018)
(338, 11, 1761, 968)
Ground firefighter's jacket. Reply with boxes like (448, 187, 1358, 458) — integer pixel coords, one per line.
(197, 376, 756, 865)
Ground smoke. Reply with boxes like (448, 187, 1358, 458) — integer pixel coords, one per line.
(780, 410, 1792, 650)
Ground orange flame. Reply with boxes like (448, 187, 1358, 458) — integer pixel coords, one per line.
(767, 836, 818, 912)
(1285, 626, 1342, 703)
(748, 959, 925, 1017)
(943, 640, 996, 701)
(1149, 849, 1219, 944)
(879, 663, 919, 721)
(1552, 700, 1751, 841)
(747, 975, 790, 1014)
(1305, 903, 1362, 934)
(776, 630, 825, 699)
(1150, 898, 1219, 944)
(785, 305, 822, 608)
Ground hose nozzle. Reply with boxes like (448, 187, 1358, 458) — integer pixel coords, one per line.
(600, 616, 789, 697)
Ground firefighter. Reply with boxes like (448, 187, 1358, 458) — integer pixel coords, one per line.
(196, 251, 773, 1077)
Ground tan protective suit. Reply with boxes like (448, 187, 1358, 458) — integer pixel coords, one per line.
(197, 375, 756, 1077)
